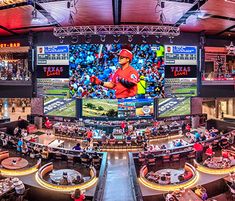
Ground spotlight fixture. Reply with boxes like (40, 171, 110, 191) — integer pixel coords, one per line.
(127, 35, 133, 43)
(169, 36, 174, 44)
(113, 35, 120, 43)
(85, 35, 92, 43)
(59, 36, 65, 44)
(71, 36, 78, 44)
(155, 35, 160, 44)
(142, 35, 148, 43)
(100, 35, 106, 42)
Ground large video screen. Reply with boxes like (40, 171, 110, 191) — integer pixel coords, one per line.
(157, 97, 191, 118)
(44, 96, 76, 117)
(118, 98, 154, 118)
(82, 99, 118, 117)
(69, 44, 165, 99)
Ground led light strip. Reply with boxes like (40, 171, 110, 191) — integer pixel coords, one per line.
(194, 160, 235, 175)
(139, 171, 199, 191)
(35, 172, 98, 192)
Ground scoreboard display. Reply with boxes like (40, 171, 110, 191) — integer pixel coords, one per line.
(37, 45, 69, 65)
(165, 45, 197, 65)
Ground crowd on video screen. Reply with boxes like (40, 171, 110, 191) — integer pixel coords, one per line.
(69, 44, 165, 99)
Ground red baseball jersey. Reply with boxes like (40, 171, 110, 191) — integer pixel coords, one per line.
(112, 65, 138, 98)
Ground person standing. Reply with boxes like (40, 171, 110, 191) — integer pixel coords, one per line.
(90, 49, 139, 99)
(12, 102, 16, 113)
(194, 141, 204, 163)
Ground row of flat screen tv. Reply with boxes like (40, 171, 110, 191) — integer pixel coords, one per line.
(43, 97, 192, 119)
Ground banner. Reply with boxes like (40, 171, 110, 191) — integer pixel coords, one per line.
(165, 65, 197, 78)
(36, 65, 69, 78)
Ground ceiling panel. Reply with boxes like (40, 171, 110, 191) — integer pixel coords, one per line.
(41, 0, 113, 26)
(0, 5, 50, 30)
(201, 0, 235, 19)
(180, 15, 235, 34)
(121, 0, 192, 24)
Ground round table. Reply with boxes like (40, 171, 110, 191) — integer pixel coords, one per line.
(156, 168, 184, 183)
(49, 169, 82, 184)
(1, 157, 29, 170)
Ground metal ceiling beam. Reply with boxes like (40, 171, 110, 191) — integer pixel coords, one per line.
(174, 0, 208, 26)
(0, 25, 18, 35)
(112, 0, 122, 25)
(0, 2, 28, 10)
(53, 25, 180, 37)
(216, 25, 235, 36)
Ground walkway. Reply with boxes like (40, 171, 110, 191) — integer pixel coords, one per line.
(102, 151, 134, 201)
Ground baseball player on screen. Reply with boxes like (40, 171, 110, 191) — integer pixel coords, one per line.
(90, 49, 139, 99)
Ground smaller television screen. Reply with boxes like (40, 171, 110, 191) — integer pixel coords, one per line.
(82, 99, 118, 117)
(165, 78, 197, 97)
(158, 97, 191, 118)
(44, 96, 76, 117)
(37, 78, 69, 98)
(118, 98, 154, 118)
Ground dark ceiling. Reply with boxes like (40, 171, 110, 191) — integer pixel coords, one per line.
(0, 0, 234, 39)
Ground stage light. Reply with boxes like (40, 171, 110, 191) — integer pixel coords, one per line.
(127, 35, 133, 43)
(113, 35, 120, 43)
(85, 35, 92, 43)
(142, 35, 148, 43)
(155, 35, 160, 44)
(71, 36, 78, 44)
(59, 36, 65, 44)
(100, 35, 106, 42)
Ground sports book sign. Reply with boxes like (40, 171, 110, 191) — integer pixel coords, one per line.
(36, 65, 69, 78)
(165, 65, 197, 78)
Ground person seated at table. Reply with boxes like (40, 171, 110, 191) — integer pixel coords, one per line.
(73, 143, 82, 151)
(81, 150, 90, 160)
(12, 178, 25, 195)
(146, 171, 159, 182)
(186, 124, 191, 132)
(183, 170, 193, 180)
(194, 131, 201, 142)
(160, 144, 167, 149)
(59, 172, 70, 185)
(175, 139, 183, 147)
(222, 149, 229, 159)
(71, 188, 85, 201)
(205, 145, 214, 159)
(136, 135, 143, 145)
(22, 142, 29, 156)
(41, 147, 49, 159)
(74, 174, 84, 184)
(219, 136, 229, 149)
(200, 133, 207, 141)
(158, 175, 170, 185)
(17, 138, 23, 153)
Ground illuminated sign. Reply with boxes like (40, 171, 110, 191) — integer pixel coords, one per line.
(165, 45, 197, 65)
(165, 65, 197, 78)
(37, 45, 69, 65)
(36, 65, 69, 78)
(0, 43, 21, 48)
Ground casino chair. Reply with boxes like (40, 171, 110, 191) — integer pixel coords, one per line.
(171, 154, 180, 164)
(162, 155, 171, 167)
(92, 157, 101, 168)
(1, 191, 17, 201)
(67, 155, 74, 167)
(147, 157, 156, 167)
(187, 151, 196, 161)
(17, 188, 30, 201)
